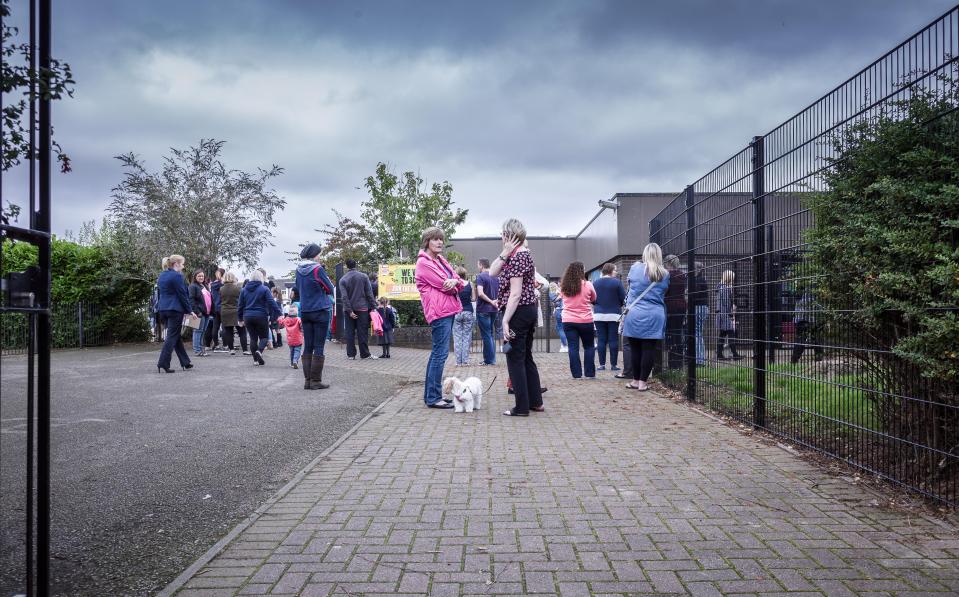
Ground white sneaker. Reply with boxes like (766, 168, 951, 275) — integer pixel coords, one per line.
(559, 346, 569, 353)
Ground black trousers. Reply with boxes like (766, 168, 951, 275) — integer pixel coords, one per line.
(205, 311, 221, 347)
(665, 312, 685, 369)
(628, 337, 658, 382)
(344, 310, 372, 358)
(245, 316, 270, 359)
(157, 310, 190, 369)
(221, 325, 247, 351)
(505, 304, 543, 414)
(791, 321, 823, 362)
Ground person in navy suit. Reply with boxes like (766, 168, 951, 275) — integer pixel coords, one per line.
(156, 254, 195, 373)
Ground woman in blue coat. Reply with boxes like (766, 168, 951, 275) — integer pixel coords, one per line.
(238, 269, 283, 366)
(295, 243, 336, 389)
(156, 254, 194, 373)
(621, 243, 670, 391)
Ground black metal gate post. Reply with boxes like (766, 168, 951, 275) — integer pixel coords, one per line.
(544, 273, 551, 353)
(766, 225, 776, 364)
(684, 185, 696, 402)
(751, 136, 767, 429)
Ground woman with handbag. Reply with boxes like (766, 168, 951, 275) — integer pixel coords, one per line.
(621, 243, 670, 391)
(155, 255, 194, 373)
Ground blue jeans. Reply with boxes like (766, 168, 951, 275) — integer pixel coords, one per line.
(424, 315, 454, 405)
(554, 308, 568, 347)
(476, 312, 497, 364)
(453, 311, 475, 364)
(563, 322, 596, 378)
(302, 309, 331, 357)
(289, 344, 302, 365)
(192, 315, 209, 354)
(695, 305, 709, 365)
(594, 320, 619, 367)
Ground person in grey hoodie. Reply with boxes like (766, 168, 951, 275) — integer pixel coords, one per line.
(337, 259, 377, 359)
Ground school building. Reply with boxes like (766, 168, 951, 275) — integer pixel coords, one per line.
(449, 193, 675, 281)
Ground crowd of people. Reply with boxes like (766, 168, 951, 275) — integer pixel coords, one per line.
(154, 217, 772, 412)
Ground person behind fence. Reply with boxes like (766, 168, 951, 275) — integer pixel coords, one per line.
(188, 270, 212, 357)
(338, 259, 378, 360)
(376, 296, 396, 359)
(691, 261, 708, 366)
(148, 282, 161, 342)
(664, 255, 687, 369)
(622, 243, 670, 391)
(791, 289, 823, 363)
(474, 259, 500, 364)
(238, 269, 282, 366)
(560, 261, 597, 379)
(593, 262, 626, 372)
(295, 242, 336, 389)
(414, 226, 464, 409)
(490, 218, 545, 416)
(716, 269, 743, 361)
(452, 265, 475, 366)
(218, 271, 247, 355)
(155, 255, 193, 373)
(277, 305, 303, 369)
(547, 282, 569, 353)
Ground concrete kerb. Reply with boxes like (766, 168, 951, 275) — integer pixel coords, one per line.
(156, 384, 405, 597)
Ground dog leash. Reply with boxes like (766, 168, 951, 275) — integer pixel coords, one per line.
(484, 375, 498, 395)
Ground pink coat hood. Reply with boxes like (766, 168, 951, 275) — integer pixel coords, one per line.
(414, 250, 464, 324)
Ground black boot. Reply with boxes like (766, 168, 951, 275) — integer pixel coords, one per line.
(309, 356, 329, 390)
(301, 354, 312, 389)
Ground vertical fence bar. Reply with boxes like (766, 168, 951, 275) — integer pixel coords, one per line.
(684, 185, 696, 402)
(545, 273, 551, 353)
(751, 136, 767, 429)
(77, 301, 84, 348)
(36, 0, 53, 590)
(766, 225, 776, 364)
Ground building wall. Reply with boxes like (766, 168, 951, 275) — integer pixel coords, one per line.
(448, 236, 576, 278)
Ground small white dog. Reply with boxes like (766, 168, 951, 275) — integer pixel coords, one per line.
(442, 376, 483, 413)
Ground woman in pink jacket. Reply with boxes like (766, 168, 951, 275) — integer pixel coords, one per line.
(415, 226, 464, 409)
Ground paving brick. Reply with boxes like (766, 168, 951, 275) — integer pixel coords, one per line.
(165, 349, 959, 597)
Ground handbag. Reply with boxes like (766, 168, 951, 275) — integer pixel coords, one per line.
(183, 313, 202, 329)
(618, 281, 657, 336)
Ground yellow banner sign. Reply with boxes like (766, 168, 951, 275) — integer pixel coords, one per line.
(378, 264, 420, 300)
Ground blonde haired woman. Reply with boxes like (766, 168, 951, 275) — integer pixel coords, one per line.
(155, 254, 194, 373)
(716, 269, 743, 360)
(621, 243, 671, 390)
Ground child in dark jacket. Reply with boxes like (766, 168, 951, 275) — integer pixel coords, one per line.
(375, 297, 396, 358)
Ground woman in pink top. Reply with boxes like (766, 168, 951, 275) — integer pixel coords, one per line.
(560, 261, 597, 379)
(414, 226, 464, 409)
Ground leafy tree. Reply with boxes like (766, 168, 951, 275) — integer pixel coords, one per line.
(806, 82, 958, 481)
(316, 209, 375, 269)
(1, 236, 151, 343)
(361, 162, 467, 261)
(107, 139, 286, 275)
(1, 0, 75, 223)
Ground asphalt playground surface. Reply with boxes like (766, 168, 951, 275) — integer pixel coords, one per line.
(0, 342, 408, 596)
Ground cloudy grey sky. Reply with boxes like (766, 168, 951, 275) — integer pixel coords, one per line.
(3, 0, 955, 274)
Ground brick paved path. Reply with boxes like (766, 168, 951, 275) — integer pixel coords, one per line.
(166, 348, 959, 596)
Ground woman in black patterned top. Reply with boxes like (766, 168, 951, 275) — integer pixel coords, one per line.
(489, 218, 544, 416)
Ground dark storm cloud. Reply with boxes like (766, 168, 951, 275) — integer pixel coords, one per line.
(2, 0, 955, 274)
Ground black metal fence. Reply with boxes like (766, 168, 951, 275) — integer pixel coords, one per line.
(391, 292, 562, 354)
(650, 7, 959, 504)
(0, 302, 107, 356)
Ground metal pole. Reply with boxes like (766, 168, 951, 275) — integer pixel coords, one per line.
(545, 273, 551, 353)
(766, 225, 775, 364)
(78, 302, 84, 348)
(685, 185, 696, 402)
(751, 136, 767, 429)
(36, 0, 53, 591)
